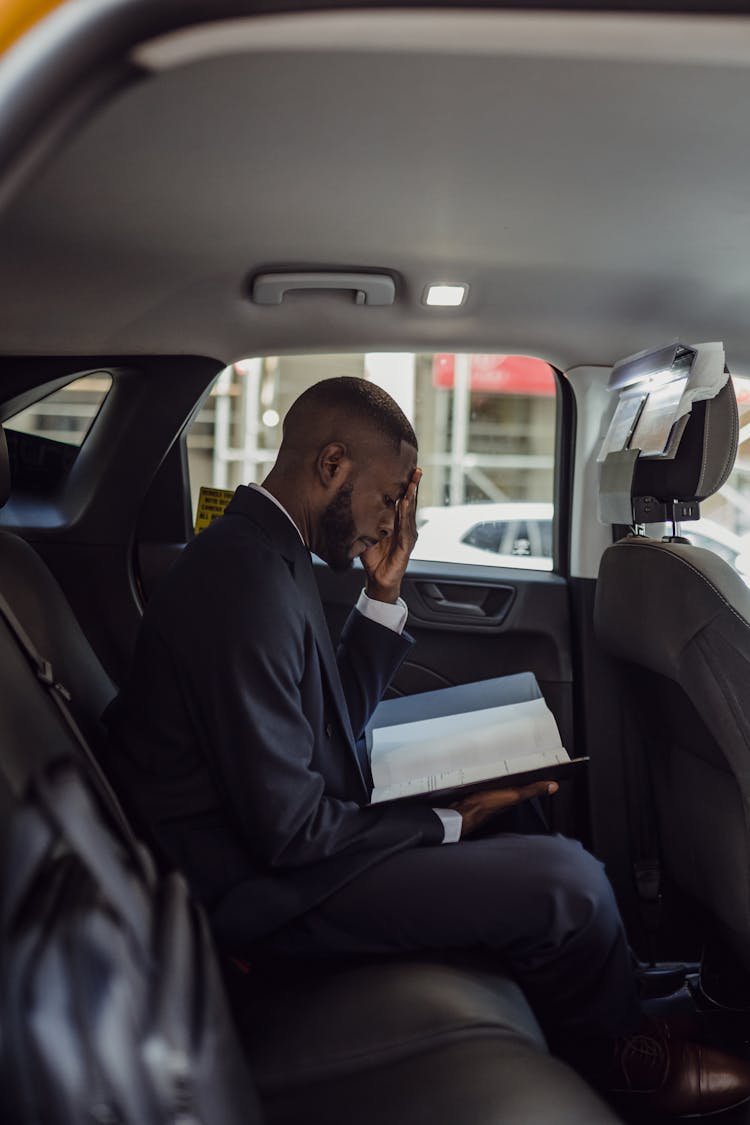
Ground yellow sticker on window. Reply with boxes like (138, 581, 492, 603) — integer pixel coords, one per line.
(194, 486, 234, 534)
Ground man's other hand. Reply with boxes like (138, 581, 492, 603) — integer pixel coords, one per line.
(362, 466, 422, 603)
(452, 781, 559, 838)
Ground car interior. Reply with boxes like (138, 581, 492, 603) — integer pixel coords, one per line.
(3, 2, 750, 1122)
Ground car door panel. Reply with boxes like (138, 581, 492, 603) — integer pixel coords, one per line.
(316, 559, 580, 837)
(315, 561, 572, 733)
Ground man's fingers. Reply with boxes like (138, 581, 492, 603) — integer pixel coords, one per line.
(453, 780, 559, 816)
(454, 780, 559, 838)
(518, 780, 559, 801)
(480, 781, 557, 810)
(489, 779, 558, 805)
(393, 468, 422, 553)
(364, 466, 423, 599)
(398, 467, 422, 518)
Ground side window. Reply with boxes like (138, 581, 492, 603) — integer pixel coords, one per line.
(186, 353, 557, 570)
(687, 532, 738, 567)
(3, 372, 112, 491)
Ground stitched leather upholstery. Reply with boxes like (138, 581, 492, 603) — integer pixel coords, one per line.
(0, 422, 621, 1123)
(595, 376, 750, 975)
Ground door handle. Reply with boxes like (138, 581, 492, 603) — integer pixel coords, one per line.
(412, 581, 516, 625)
(420, 583, 486, 616)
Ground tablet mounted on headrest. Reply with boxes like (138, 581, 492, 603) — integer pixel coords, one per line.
(597, 341, 738, 527)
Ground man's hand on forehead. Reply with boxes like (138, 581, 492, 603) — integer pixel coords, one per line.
(361, 466, 422, 603)
(395, 467, 422, 534)
(401, 467, 421, 502)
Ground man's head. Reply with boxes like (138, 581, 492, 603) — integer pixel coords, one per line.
(265, 377, 418, 571)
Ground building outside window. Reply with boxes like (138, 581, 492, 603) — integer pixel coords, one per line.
(186, 352, 557, 570)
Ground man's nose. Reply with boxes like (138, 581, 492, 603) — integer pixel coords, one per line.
(378, 508, 396, 536)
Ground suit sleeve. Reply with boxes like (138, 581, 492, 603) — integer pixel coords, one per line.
(180, 555, 443, 870)
(336, 608, 413, 741)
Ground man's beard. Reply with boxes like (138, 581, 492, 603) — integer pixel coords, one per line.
(318, 483, 356, 572)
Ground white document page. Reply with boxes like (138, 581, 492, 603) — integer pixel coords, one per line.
(369, 697, 568, 804)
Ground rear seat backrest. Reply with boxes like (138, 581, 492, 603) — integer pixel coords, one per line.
(0, 422, 116, 791)
(0, 607, 92, 791)
(0, 430, 625, 1125)
(0, 531, 116, 739)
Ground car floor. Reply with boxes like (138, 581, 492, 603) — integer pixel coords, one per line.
(618, 1095, 750, 1123)
(618, 1099, 750, 1123)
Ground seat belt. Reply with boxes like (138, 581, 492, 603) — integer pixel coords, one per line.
(619, 696, 663, 966)
(0, 590, 138, 848)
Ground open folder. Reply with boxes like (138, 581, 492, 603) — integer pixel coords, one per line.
(367, 695, 587, 805)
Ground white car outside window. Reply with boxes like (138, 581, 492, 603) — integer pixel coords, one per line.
(411, 507, 750, 578)
(411, 503, 554, 570)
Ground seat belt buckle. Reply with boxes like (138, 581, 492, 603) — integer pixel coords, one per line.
(36, 658, 72, 701)
(634, 858, 663, 946)
(634, 859, 662, 902)
(36, 658, 55, 688)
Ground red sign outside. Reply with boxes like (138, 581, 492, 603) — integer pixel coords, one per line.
(732, 376, 750, 406)
(432, 354, 556, 396)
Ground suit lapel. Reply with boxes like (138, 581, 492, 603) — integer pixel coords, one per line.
(225, 486, 368, 787)
(293, 551, 359, 745)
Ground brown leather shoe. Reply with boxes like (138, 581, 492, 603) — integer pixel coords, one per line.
(642, 986, 704, 1041)
(610, 1018, 750, 1116)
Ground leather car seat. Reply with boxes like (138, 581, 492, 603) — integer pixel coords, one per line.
(0, 420, 621, 1124)
(0, 423, 116, 751)
(0, 423, 116, 795)
(594, 379, 750, 989)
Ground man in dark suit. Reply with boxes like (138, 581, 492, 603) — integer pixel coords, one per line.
(105, 377, 750, 1115)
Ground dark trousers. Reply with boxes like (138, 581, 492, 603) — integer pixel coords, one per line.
(267, 825, 640, 1044)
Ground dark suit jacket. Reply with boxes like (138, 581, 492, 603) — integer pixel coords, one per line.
(104, 486, 442, 949)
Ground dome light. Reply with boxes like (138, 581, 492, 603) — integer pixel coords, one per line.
(423, 284, 468, 307)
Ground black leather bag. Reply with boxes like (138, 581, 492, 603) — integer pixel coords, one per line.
(0, 757, 263, 1125)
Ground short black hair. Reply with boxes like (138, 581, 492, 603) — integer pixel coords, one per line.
(285, 376, 418, 453)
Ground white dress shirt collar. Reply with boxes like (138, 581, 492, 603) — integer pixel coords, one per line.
(248, 482, 305, 545)
(248, 484, 408, 634)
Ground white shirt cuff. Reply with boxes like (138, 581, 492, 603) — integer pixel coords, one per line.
(433, 807, 462, 843)
(356, 589, 408, 635)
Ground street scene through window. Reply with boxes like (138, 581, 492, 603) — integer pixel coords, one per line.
(8, 361, 750, 578)
(186, 353, 557, 570)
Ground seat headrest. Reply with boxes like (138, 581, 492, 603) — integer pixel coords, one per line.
(632, 377, 738, 504)
(0, 425, 8, 509)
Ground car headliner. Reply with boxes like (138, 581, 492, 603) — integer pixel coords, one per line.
(2, 5, 750, 372)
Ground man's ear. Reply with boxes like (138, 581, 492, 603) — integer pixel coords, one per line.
(316, 442, 353, 490)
